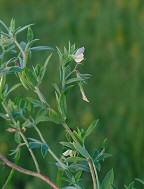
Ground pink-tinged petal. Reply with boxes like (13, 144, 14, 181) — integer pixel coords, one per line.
(75, 47, 85, 55)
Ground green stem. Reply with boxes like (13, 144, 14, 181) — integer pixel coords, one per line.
(62, 122, 80, 144)
(62, 122, 98, 189)
(20, 131, 40, 173)
(32, 124, 67, 170)
(88, 158, 97, 189)
(92, 160, 100, 189)
(13, 38, 26, 65)
(2, 149, 20, 189)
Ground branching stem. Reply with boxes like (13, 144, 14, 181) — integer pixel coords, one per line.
(0, 152, 61, 189)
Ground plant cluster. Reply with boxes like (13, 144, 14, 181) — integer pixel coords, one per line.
(0, 20, 143, 189)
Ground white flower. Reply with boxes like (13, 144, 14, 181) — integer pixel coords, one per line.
(62, 149, 73, 157)
(73, 47, 85, 63)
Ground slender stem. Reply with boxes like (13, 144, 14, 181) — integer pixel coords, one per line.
(20, 131, 40, 173)
(32, 124, 67, 170)
(88, 158, 97, 189)
(62, 122, 80, 144)
(92, 161, 100, 189)
(2, 150, 20, 189)
(0, 152, 61, 189)
(2, 101, 40, 174)
(13, 38, 26, 65)
(62, 121, 98, 189)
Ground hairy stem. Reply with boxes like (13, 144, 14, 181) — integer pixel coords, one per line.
(0, 152, 61, 189)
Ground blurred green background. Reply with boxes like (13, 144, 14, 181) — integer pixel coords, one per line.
(0, 0, 144, 188)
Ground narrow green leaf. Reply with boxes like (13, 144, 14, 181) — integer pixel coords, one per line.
(27, 27, 33, 41)
(65, 78, 83, 85)
(64, 85, 74, 96)
(101, 169, 114, 189)
(59, 94, 67, 119)
(9, 66, 22, 73)
(41, 143, 49, 157)
(73, 143, 90, 158)
(35, 116, 51, 125)
(30, 46, 53, 51)
(24, 67, 38, 87)
(0, 20, 9, 31)
(14, 132, 21, 144)
(65, 157, 85, 163)
(40, 53, 52, 81)
(75, 171, 82, 181)
(10, 18, 15, 33)
(27, 97, 46, 108)
(135, 178, 144, 185)
(29, 142, 41, 149)
(60, 142, 74, 150)
(49, 109, 62, 124)
(15, 24, 34, 35)
(7, 83, 21, 96)
(84, 119, 99, 139)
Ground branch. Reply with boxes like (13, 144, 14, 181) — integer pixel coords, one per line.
(0, 152, 61, 189)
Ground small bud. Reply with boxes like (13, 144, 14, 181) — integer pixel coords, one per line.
(7, 128, 16, 133)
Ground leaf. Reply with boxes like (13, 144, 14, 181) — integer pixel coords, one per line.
(102, 138, 109, 150)
(14, 132, 21, 144)
(30, 46, 53, 51)
(29, 142, 41, 149)
(27, 27, 33, 41)
(40, 53, 52, 81)
(65, 78, 83, 85)
(15, 24, 34, 35)
(84, 119, 99, 139)
(27, 97, 46, 108)
(9, 66, 22, 74)
(24, 67, 38, 87)
(75, 171, 82, 181)
(64, 85, 74, 96)
(135, 178, 144, 185)
(41, 143, 49, 157)
(53, 83, 61, 95)
(101, 169, 114, 189)
(49, 109, 62, 124)
(35, 116, 51, 125)
(60, 142, 74, 150)
(0, 113, 10, 121)
(59, 94, 67, 119)
(0, 20, 9, 31)
(127, 181, 134, 189)
(65, 157, 85, 163)
(10, 18, 15, 33)
(73, 143, 90, 158)
(7, 83, 21, 96)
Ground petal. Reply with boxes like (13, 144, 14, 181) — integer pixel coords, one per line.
(75, 47, 85, 55)
(73, 54, 84, 63)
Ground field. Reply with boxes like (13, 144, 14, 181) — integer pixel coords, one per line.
(0, 0, 144, 188)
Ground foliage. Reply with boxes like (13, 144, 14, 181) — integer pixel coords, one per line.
(0, 20, 143, 189)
